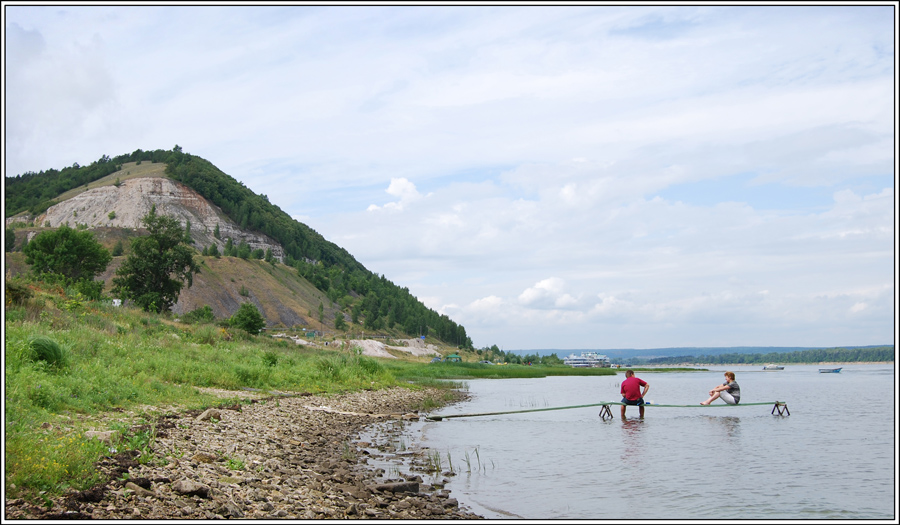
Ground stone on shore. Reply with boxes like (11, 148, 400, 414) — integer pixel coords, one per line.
(172, 478, 210, 498)
(195, 408, 221, 421)
(374, 481, 420, 493)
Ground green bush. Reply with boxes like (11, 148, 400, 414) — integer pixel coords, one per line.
(191, 324, 220, 345)
(28, 336, 68, 370)
(5, 278, 33, 305)
(23, 225, 111, 282)
(262, 350, 279, 367)
(182, 305, 215, 324)
(73, 279, 104, 301)
(230, 303, 265, 335)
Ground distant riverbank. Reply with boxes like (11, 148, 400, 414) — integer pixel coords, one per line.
(678, 361, 894, 367)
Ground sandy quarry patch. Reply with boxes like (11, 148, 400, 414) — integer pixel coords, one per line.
(348, 339, 442, 359)
(270, 335, 442, 360)
(271, 334, 314, 346)
(348, 340, 396, 359)
(393, 338, 443, 357)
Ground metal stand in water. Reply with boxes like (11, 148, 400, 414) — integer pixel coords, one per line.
(425, 401, 791, 421)
(596, 401, 790, 420)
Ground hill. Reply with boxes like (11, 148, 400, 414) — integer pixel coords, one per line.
(5, 147, 473, 348)
(510, 346, 894, 364)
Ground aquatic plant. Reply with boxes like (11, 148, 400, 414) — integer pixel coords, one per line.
(425, 450, 442, 475)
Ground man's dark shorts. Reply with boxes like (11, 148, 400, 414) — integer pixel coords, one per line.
(622, 397, 645, 405)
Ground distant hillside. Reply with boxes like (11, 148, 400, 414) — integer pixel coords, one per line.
(644, 346, 894, 365)
(5, 147, 473, 348)
(512, 346, 893, 359)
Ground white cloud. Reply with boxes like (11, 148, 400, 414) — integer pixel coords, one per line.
(4, 5, 894, 349)
(367, 177, 427, 212)
(518, 278, 582, 310)
(850, 303, 868, 314)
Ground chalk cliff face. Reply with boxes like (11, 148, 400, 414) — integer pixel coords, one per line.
(35, 177, 284, 260)
(13, 174, 335, 328)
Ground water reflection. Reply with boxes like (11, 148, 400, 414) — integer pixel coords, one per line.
(700, 415, 741, 439)
(621, 418, 646, 462)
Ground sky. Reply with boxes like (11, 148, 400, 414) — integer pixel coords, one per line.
(3, 3, 897, 350)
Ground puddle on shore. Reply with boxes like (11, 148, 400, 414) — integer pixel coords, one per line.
(354, 418, 454, 492)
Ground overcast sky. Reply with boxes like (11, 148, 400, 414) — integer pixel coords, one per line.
(4, 4, 896, 350)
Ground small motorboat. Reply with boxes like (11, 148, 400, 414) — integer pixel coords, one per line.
(762, 364, 784, 371)
(818, 367, 842, 373)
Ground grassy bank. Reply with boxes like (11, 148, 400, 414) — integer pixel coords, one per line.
(2, 278, 406, 499)
(4, 278, 619, 500)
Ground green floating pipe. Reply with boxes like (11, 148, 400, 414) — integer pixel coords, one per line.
(425, 401, 788, 421)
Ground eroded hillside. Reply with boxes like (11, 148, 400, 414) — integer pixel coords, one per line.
(29, 163, 284, 261)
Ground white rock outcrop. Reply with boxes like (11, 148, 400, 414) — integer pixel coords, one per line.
(35, 177, 284, 260)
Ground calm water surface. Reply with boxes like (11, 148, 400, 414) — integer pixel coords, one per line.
(406, 364, 895, 520)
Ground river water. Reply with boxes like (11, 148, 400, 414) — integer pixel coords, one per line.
(393, 364, 895, 520)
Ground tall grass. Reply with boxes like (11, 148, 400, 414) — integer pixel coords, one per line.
(28, 336, 69, 369)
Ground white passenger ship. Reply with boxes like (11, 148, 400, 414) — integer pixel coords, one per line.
(563, 352, 611, 368)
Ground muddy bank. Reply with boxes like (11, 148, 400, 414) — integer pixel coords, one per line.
(5, 387, 482, 520)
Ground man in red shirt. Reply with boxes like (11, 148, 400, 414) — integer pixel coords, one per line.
(620, 369, 650, 418)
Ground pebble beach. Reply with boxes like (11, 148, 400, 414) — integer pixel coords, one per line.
(5, 386, 483, 520)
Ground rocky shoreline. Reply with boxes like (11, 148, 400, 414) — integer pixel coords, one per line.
(5, 387, 484, 520)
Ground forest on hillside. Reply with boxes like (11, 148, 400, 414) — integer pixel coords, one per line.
(5, 147, 473, 349)
(5, 154, 123, 217)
